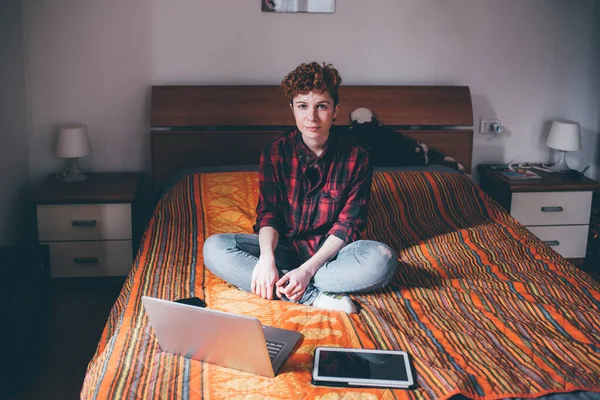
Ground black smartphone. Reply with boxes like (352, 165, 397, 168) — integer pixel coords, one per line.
(174, 297, 206, 308)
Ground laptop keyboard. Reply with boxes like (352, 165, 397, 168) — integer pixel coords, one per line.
(266, 340, 285, 361)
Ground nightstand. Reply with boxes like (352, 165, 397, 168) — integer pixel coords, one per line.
(478, 164, 600, 263)
(33, 172, 142, 278)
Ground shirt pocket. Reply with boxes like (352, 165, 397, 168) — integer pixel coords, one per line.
(314, 189, 345, 225)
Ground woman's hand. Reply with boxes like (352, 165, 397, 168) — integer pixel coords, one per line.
(276, 266, 314, 302)
(251, 255, 279, 300)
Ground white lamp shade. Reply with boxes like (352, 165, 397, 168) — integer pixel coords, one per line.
(56, 124, 92, 158)
(545, 119, 581, 152)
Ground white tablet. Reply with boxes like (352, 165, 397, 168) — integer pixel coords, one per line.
(312, 347, 414, 389)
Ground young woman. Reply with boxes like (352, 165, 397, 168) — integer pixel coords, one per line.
(203, 62, 397, 313)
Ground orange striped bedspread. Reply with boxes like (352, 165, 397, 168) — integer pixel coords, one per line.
(82, 171, 600, 400)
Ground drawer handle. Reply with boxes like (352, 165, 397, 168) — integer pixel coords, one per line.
(73, 257, 99, 264)
(543, 240, 560, 247)
(71, 219, 97, 227)
(541, 206, 563, 212)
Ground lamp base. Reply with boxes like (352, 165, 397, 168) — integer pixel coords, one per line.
(56, 158, 88, 183)
(550, 150, 570, 172)
(57, 169, 88, 182)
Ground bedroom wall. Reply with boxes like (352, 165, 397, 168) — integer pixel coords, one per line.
(0, 0, 30, 245)
(21, 0, 600, 181)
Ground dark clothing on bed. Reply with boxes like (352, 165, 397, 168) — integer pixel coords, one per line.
(253, 129, 373, 263)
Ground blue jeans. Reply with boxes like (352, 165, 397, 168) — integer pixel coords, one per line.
(203, 234, 398, 305)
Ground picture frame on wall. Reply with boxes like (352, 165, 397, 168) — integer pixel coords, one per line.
(262, 0, 335, 13)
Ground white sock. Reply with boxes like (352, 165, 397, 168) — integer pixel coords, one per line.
(312, 292, 358, 314)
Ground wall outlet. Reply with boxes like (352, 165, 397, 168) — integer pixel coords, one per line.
(480, 118, 502, 134)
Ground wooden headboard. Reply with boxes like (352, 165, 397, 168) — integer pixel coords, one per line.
(151, 85, 473, 189)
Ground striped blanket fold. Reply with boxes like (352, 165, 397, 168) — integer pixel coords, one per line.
(82, 171, 600, 400)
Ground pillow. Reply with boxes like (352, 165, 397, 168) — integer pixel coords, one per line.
(157, 165, 259, 200)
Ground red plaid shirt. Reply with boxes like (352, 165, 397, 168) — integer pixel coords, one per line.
(254, 129, 373, 263)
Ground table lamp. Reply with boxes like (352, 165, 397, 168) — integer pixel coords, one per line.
(545, 119, 581, 172)
(55, 123, 92, 182)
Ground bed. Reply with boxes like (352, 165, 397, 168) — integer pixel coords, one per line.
(81, 86, 600, 399)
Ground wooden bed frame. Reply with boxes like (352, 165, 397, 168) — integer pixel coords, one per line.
(150, 85, 473, 190)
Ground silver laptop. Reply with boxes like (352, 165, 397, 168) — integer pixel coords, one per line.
(142, 296, 302, 377)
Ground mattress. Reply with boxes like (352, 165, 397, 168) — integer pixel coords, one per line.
(82, 170, 600, 399)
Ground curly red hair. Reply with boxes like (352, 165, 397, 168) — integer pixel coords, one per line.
(280, 62, 342, 106)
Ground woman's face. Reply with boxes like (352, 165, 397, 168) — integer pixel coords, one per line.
(291, 90, 339, 142)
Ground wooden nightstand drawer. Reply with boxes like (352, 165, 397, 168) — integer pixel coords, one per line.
(37, 204, 132, 241)
(511, 191, 592, 226)
(526, 225, 589, 258)
(44, 241, 133, 278)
